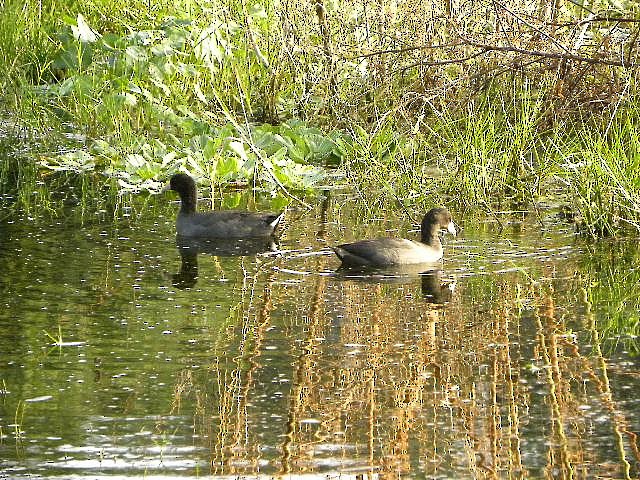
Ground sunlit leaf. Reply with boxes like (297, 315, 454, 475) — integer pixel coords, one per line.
(203, 138, 219, 161)
(150, 77, 171, 96)
(269, 147, 289, 167)
(151, 38, 176, 57)
(40, 151, 96, 173)
(216, 156, 243, 179)
(125, 45, 149, 65)
(193, 83, 208, 103)
(195, 24, 225, 66)
(162, 152, 178, 166)
(126, 154, 147, 168)
(90, 140, 118, 157)
(228, 141, 249, 161)
(71, 14, 100, 43)
(249, 4, 268, 19)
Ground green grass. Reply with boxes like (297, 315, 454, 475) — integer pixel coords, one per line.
(1, 0, 640, 237)
(338, 77, 640, 237)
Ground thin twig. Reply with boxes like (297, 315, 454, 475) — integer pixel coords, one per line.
(459, 36, 635, 68)
(396, 51, 487, 73)
(346, 42, 466, 60)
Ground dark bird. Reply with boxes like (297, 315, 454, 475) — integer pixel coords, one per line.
(332, 207, 456, 267)
(163, 173, 284, 237)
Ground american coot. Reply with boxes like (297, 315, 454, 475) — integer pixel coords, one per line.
(332, 207, 456, 267)
(163, 173, 284, 237)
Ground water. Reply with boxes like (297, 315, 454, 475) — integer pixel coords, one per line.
(1, 193, 639, 479)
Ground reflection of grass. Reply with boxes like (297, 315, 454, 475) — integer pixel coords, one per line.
(581, 241, 640, 353)
(588, 277, 640, 354)
(43, 326, 64, 346)
(13, 401, 26, 440)
(187, 258, 640, 477)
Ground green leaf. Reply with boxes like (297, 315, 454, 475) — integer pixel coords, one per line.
(125, 45, 149, 65)
(90, 140, 118, 157)
(41, 151, 96, 173)
(249, 4, 268, 19)
(216, 155, 243, 179)
(126, 154, 147, 168)
(228, 141, 249, 161)
(203, 138, 219, 161)
(221, 193, 242, 209)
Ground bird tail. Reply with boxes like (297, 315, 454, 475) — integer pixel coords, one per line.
(269, 211, 285, 229)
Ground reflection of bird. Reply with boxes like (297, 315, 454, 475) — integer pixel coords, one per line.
(332, 208, 456, 267)
(421, 271, 456, 304)
(171, 236, 278, 290)
(172, 247, 199, 290)
(162, 173, 284, 237)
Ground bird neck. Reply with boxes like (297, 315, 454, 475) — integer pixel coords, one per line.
(421, 226, 442, 248)
(179, 188, 198, 214)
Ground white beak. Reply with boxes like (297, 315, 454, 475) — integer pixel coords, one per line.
(161, 182, 171, 193)
(447, 221, 457, 236)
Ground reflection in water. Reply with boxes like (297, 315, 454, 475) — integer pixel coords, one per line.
(0, 202, 639, 479)
(172, 235, 278, 289)
(333, 263, 455, 303)
(420, 270, 455, 304)
(172, 247, 199, 289)
(176, 235, 279, 257)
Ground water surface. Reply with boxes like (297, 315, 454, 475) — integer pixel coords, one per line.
(1, 193, 639, 479)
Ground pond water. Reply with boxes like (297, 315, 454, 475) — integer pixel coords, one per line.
(1, 188, 639, 479)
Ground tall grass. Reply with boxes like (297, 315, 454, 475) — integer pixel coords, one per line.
(338, 74, 640, 237)
(1, 0, 639, 236)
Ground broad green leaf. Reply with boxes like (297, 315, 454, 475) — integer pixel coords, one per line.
(126, 154, 147, 168)
(203, 138, 219, 161)
(215, 156, 242, 180)
(41, 151, 96, 173)
(90, 140, 118, 157)
(125, 45, 149, 65)
(249, 4, 268, 19)
(221, 193, 242, 209)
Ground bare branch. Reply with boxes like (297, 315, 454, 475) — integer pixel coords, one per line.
(347, 43, 465, 60)
(395, 51, 487, 72)
(459, 36, 636, 68)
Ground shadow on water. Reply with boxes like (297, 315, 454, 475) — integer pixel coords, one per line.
(0, 188, 639, 479)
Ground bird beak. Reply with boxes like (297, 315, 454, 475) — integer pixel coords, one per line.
(161, 181, 171, 193)
(447, 221, 457, 236)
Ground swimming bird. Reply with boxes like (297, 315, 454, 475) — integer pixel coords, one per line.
(163, 173, 284, 237)
(332, 207, 456, 267)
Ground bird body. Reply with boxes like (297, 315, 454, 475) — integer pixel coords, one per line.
(333, 238, 443, 266)
(164, 173, 283, 238)
(175, 210, 283, 238)
(333, 208, 456, 267)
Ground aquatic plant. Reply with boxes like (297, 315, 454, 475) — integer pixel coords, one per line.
(579, 240, 640, 353)
(1, 0, 639, 237)
(557, 104, 640, 237)
(21, 14, 347, 195)
(39, 119, 342, 195)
